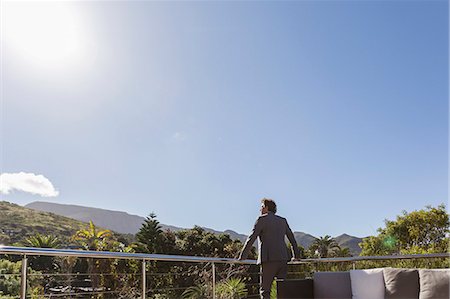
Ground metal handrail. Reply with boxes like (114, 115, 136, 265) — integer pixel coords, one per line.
(0, 245, 256, 264)
(1, 245, 448, 264)
(0, 245, 448, 299)
(0, 245, 256, 299)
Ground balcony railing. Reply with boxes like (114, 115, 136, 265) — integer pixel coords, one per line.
(0, 245, 448, 299)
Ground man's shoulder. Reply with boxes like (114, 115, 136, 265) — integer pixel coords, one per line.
(256, 213, 273, 222)
(260, 213, 287, 222)
(257, 214, 268, 221)
(274, 214, 287, 221)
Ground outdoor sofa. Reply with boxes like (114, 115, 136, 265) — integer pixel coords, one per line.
(276, 267, 450, 299)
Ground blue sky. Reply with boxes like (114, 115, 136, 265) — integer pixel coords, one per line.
(1, 0, 448, 238)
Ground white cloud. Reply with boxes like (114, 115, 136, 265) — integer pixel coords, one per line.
(0, 172, 59, 197)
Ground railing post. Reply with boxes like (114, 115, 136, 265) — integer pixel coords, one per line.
(20, 255, 28, 299)
(352, 261, 356, 270)
(142, 259, 146, 299)
(212, 262, 216, 299)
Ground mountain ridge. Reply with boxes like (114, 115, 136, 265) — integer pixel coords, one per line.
(0, 201, 96, 245)
(25, 201, 363, 254)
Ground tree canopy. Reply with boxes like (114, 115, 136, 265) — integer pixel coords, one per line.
(360, 204, 449, 255)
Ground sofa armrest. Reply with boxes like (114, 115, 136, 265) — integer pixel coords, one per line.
(276, 278, 314, 299)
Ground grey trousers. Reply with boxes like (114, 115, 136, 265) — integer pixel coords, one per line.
(260, 261, 288, 299)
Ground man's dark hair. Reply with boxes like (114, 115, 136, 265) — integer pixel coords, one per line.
(261, 198, 277, 213)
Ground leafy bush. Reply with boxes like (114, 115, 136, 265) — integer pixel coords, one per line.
(216, 277, 248, 299)
(0, 259, 21, 296)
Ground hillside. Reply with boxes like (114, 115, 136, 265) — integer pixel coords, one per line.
(26, 201, 248, 241)
(293, 232, 317, 249)
(335, 233, 364, 256)
(0, 201, 90, 245)
(25, 201, 363, 254)
(26, 201, 145, 234)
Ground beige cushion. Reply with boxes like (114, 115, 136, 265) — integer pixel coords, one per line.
(419, 269, 450, 299)
(350, 268, 385, 299)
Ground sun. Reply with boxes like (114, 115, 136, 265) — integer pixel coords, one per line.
(3, 1, 87, 72)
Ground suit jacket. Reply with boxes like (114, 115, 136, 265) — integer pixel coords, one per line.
(239, 212, 301, 264)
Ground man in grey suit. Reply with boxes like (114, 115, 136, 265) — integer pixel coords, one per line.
(239, 198, 301, 299)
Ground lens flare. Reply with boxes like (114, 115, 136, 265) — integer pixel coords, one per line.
(383, 235, 397, 249)
(4, 2, 87, 72)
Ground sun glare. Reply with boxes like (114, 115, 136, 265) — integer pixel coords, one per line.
(4, 2, 87, 72)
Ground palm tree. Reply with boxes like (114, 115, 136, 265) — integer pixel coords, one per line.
(24, 234, 61, 248)
(72, 221, 112, 251)
(309, 235, 341, 258)
(72, 221, 113, 294)
(23, 234, 60, 272)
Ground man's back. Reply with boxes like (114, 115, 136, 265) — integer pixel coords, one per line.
(240, 211, 299, 264)
(258, 213, 291, 262)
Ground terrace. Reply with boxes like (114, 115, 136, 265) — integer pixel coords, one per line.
(0, 245, 448, 298)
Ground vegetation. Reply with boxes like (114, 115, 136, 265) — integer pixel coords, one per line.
(181, 284, 210, 299)
(1, 202, 448, 298)
(23, 234, 61, 272)
(135, 213, 164, 253)
(182, 277, 248, 299)
(72, 221, 113, 251)
(360, 204, 449, 256)
(216, 277, 248, 299)
(0, 259, 44, 298)
(134, 214, 257, 298)
(309, 235, 341, 258)
(0, 259, 21, 297)
(24, 234, 61, 249)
